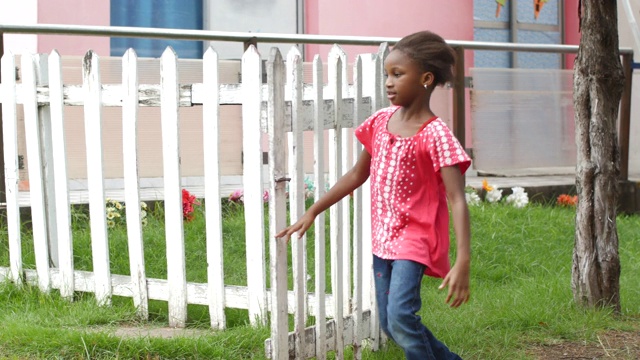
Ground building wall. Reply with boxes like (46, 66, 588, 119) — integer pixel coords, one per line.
(304, 0, 474, 62)
(0, 0, 38, 54)
(37, 0, 110, 56)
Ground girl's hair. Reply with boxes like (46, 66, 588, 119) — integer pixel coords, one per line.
(393, 30, 456, 87)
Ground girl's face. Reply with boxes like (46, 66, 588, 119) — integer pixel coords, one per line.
(383, 49, 432, 107)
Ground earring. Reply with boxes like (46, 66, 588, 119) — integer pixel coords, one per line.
(423, 84, 428, 89)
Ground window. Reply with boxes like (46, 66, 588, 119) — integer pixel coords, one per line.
(473, 0, 562, 69)
(110, 0, 204, 59)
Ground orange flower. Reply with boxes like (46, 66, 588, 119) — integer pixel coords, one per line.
(557, 194, 578, 207)
(482, 179, 494, 192)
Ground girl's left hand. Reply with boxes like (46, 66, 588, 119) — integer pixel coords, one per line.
(439, 261, 470, 308)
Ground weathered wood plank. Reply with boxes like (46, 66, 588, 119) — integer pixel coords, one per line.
(49, 50, 75, 300)
(312, 54, 328, 360)
(334, 45, 353, 321)
(32, 82, 366, 107)
(122, 49, 149, 320)
(241, 45, 268, 327)
(13, 267, 336, 315)
(351, 55, 364, 360)
(160, 47, 187, 328)
(202, 47, 227, 330)
(1, 52, 22, 285)
(22, 54, 51, 293)
(367, 50, 385, 350)
(264, 311, 372, 359)
(328, 44, 345, 359)
(286, 45, 307, 360)
(82, 50, 112, 306)
(267, 47, 289, 360)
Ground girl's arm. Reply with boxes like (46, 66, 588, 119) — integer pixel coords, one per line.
(439, 165, 471, 308)
(275, 149, 372, 239)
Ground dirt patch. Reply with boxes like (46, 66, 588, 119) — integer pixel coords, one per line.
(528, 330, 640, 360)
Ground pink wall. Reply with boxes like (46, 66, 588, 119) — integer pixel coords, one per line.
(563, 0, 580, 69)
(305, 0, 474, 63)
(37, 0, 110, 56)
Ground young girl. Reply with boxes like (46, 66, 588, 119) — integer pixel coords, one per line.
(276, 30, 471, 360)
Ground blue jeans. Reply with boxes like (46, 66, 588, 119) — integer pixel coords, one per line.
(373, 255, 462, 360)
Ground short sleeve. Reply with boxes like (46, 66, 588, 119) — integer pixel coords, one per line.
(355, 108, 388, 155)
(428, 120, 471, 174)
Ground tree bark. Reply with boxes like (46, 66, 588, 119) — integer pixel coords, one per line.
(572, 0, 624, 312)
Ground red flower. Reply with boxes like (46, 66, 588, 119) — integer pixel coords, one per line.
(182, 189, 200, 221)
(557, 194, 578, 207)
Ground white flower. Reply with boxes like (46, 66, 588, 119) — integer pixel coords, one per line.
(465, 192, 481, 206)
(485, 188, 503, 203)
(506, 186, 529, 208)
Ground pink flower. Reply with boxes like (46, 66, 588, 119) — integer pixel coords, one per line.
(229, 189, 244, 203)
(263, 190, 270, 202)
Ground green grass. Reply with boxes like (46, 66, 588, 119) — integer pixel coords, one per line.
(0, 201, 639, 359)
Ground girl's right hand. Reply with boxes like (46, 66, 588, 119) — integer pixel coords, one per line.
(275, 212, 316, 240)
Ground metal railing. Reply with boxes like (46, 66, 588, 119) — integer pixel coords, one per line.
(0, 23, 635, 205)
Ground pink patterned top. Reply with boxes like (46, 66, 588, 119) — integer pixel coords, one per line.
(355, 106, 471, 278)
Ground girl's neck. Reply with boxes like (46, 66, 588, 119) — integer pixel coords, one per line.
(398, 99, 434, 124)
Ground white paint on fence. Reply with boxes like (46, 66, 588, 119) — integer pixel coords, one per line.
(22, 54, 51, 293)
(202, 47, 227, 330)
(241, 45, 268, 326)
(286, 45, 307, 360)
(328, 45, 345, 359)
(1, 52, 22, 285)
(312, 54, 328, 360)
(351, 55, 364, 360)
(82, 51, 112, 306)
(160, 47, 188, 328)
(122, 49, 149, 319)
(49, 50, 75, 300)
(267, 48, 289, 360)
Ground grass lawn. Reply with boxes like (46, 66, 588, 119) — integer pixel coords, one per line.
(0, 201, 639, 359)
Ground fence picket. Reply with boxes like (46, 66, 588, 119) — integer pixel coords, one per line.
(82, 51, 111, 305)
(377, 44, 390, 109)
(49, 50, 74, 300)
(333, 46, 353, 320)
(365, 51, 384, 350)
(202, 47, 226, 330)
(267, 48, 289, 360)
(286, 45, 307, 359)
(160, 47, 187, 327)
(328, 46, 345, 359)
(1, 52, 22, 285)
(241, 45, 268, 326)
(22, 54, 51, 293)
(351, 55, 364, 359)
(312, 55, 328, 360)
(122, 49, 149, 319)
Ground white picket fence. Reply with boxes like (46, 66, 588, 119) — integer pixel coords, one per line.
(0, 43, 390, 359)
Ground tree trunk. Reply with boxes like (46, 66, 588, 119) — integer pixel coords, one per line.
(572, 0, 624, 312)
